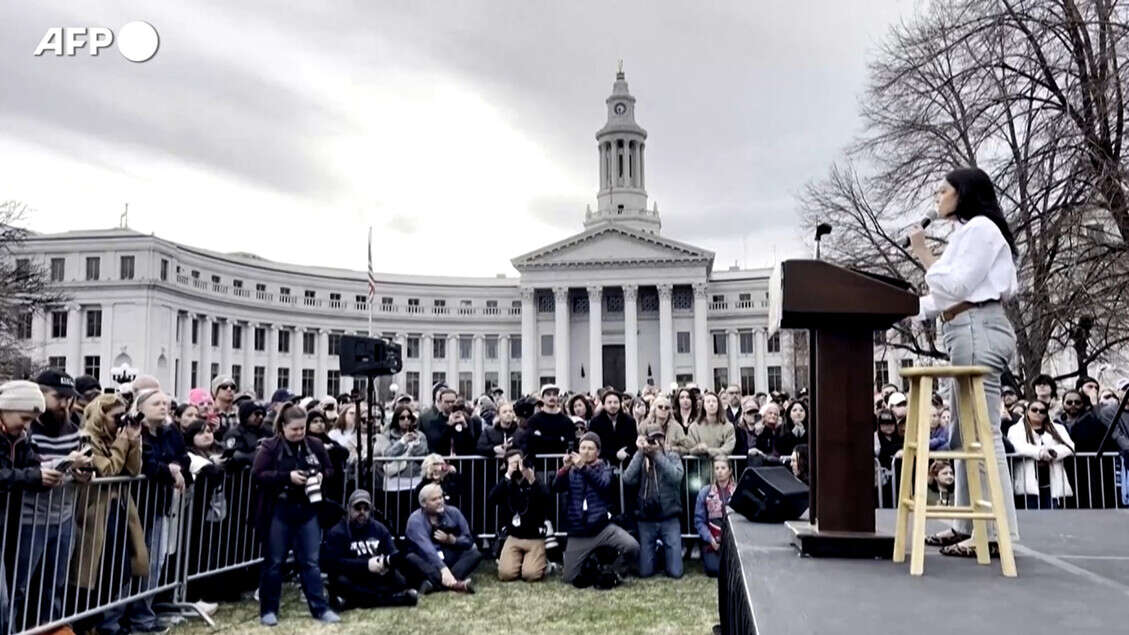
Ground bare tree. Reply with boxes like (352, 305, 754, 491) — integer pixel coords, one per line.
(801, 0, 1129, 386)
(0, 201, 68, 379)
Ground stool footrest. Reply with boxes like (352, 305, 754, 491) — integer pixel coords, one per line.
(927, 450, 987, 460)
(925, 511, 999, 521)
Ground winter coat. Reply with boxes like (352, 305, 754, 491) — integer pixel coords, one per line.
(588, 411, 638, 465)
(654, 418, 694, 455)
(424, 417, 478, 457)
(526, 411, 574, 456)
(476, 421, 519, 458)
(622, 449, 684, 521)
(412, 472, 465, 512)
(1007, 421, 1075, 498)
(72, 418, 148, 588)
(251, 436, 333, 540)
(551, 460, 614, 537)
(141, 423, 193, 518)
(687, 420, 736, 458)
(694, 481, 735, 545)
(374, 427, 427, 491)
(488, 473, 551, 540)
(221, 422, 270, 470)
(0, 431, 44, 556)
(404, 506, 474, 571)
(320, 517, 398, 580)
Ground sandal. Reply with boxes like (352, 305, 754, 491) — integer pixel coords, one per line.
(924, 530, 969, 547)
(939, 541, 999, 558)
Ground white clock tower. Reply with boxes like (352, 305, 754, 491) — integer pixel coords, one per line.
(585, 62, 661, 234)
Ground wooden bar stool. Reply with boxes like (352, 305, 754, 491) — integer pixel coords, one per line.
(892, 365, 1017, 577)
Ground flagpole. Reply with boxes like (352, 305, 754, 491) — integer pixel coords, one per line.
(367, 226, 374, 337)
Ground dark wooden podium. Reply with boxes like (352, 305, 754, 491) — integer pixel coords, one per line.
(770, 260, 919, 557)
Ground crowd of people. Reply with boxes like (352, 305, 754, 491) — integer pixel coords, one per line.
(1, 363, 1125, 633)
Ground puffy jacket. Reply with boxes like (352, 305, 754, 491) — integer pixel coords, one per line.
(622, 449, 684, 521)
(476, 421, 518, 457)
(0, 432, 42, 492)
(552, 460, 613, 537)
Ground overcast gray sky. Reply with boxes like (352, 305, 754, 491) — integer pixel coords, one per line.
(0, 0, 917, 277)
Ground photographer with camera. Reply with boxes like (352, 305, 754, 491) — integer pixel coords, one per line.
(488, 449, 551, 582)
(320, 489, 419, 609)
(404, 483, 480, 593)
(622, 423, 685, 578)
(252, 403, 340, 626)
(554, 432, 639, 586)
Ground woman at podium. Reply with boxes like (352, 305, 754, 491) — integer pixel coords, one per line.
(908, 167, 1020, 558)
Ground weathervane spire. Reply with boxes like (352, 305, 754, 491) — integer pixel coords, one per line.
(617, 59, 624, 78)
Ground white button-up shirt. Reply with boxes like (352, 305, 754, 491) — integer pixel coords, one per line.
(917, 216, 1017, 320)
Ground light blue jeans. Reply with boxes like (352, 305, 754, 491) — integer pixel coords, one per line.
(941, 303, 1019, 540)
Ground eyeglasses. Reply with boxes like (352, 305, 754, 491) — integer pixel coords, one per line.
(1028, 407, 1047, 414)
(1064, 400, 1082, 406)
(218, 384, 236, 390)
(398, 414, 413, 421)
(743, 410, 757, 416)
(655, 405, 670, 410)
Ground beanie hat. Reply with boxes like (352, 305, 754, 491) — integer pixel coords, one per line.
(133, 388, 163, 413)
(188, 388, 212, 407)
(0, 380, 46, 413)
(579, 431, 601, 450)
(210, 375, 235, 396)
(239, 400, 266, 425)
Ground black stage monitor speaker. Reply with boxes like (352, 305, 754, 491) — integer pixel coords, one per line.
(730, 466, 809, 523)
(339, 335, 403, 377)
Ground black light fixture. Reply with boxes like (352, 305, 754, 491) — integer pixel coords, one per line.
(580, 364, 586, 378)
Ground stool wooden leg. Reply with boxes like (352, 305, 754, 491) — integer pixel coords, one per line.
(956, 376, 990, 565)
(909, 376, 933, 576)
(893, 377, 919, 563)
(971, 379, 1018, 577)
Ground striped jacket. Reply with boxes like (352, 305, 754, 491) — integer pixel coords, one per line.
(21, 415, 81, 524)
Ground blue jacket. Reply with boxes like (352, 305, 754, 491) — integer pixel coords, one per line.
(551, 460, 613, 537)
(404, 506, 474, 572)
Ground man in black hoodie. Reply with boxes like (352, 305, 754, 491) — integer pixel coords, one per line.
(488, 450, 551, 581)
(524, 385, 573, 458)
(321, 489, 419, 608)
(588, 390, 637, 465)
(222, 400, 269, 469)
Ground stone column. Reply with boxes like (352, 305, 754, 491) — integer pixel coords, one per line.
(692, 282, 709, 387)
(291, 327, 302, 394)
(395, 334, 408, 395)
(657, 284, 674, 389)
(499, 334, 511, 399)
(266, 324, 279, 396)
(317, 329, 329, 397)
(242, 322, 253, 395)
(520, 288, 537, 395)
(199, 315, 212, 387)
(473, 334, 485, 397)
(623, 285, 639, 394)
(100, 304, 114, 386)
(553, 286, 570, 390)
(178, 312, 191, 398)
(67, 304, 82, 378)
(421, 333, 434, 406)
(587, 285, 603, 392)
(447, 333, 459, 393)
(727, 329, 739, 389)
(220, 319, 233, 379)
(755, 328, 769, 395)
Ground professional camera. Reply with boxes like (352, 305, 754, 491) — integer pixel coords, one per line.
(304, 469, 324, 504)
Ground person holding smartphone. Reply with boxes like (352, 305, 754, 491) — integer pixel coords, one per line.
(1007, 401, 1075, 509)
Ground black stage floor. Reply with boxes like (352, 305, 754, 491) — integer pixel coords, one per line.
(724, 510, 1129, 635)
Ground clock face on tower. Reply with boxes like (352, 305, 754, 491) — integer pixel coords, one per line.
(614, 102, 626, 115)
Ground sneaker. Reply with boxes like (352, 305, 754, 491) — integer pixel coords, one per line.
(545, 562, 560, 576)
(315, 610, 341, 624)
(418, 580, 434, 595)
(192, 601, 219, 617)
(449, 579, 474, 594)
(260, 613, 278, 627)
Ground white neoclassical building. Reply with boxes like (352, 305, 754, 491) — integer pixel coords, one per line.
(10, 69, 918, 405)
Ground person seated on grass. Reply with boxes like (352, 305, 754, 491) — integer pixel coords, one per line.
(553, 432, 640, 586)
(404, 483, 480, 594)
(694, 456, 737, 577)
(488, 449, 551, 582)
(320, 489, 419, 609)
(622, 423, 685, 579)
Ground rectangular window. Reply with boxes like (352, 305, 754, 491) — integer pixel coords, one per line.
(191, 319, 199, 344)
(278, 330, 290, 353)
(191, 361, 198, 387)
(16, 313, 32, 340)
(231, 364, 242, 391)
(382, 296, 393, 306)
(253, 366, 266, 398)
(408, 298, 420, 307)
(767, 366, 782, 392)
(301, 369, 315, 397)
(485, 371, 499, 393)
(355, 294, 367, 307)
(712, 332, 727, 355)
(434, 299, 446, 307)
(48, 356, 66, 372)
(405, 371, 420, 402)
(740, 367, 756, 395)
(233, 279, 243, 288)
(739, 331, 754, 354)
(280, 286, 291, 298)
(51, 311, 67, 338)
(210, 363, 219, 383)
(676, 331, 691, 354)
(233, 325, 243, 350)
(50, 258, 65, 282)
(302, 331, 315, 355)
(510, 336, 521, 359)
(510, 371, 522, 401)
(254, 327, 266, 351)
(85, 308, 102, 338)
(875, 360, 890, 387)
(191, 270, 200, 279)
(432, 372, 446, 389)
(459, 336, 472, 360)
(458, 372, 472, 398)
(211, 322, 220, 347)
(539, 376, 556, 388)
(767, 332, 781, 354)
(13, 258, 29, 277)
(84, 355, 101, 381)
(119, 255, 135, 280)
(406, 336, 420, 359)
(277, 368, 290, 390)
(329, 333, 342, 356)
(713, 368, 728, 392)
(712, 294, 725, 304)
(256, 283, 266, 292)
(211, 274, 221, 285)
(676, 373, 694, 385)
(485, 337, 498, 359)
(85, 256, 100, 281)
(433, 337, 447, 359)
(738, 292, 751, 302)
(540, 334, 553, 356)
(160, 259, 169, 281)
(900, 359, 914, 392)
(327, 370, 341, 397)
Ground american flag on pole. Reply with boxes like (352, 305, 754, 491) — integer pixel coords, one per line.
(367, 226, 376, 300)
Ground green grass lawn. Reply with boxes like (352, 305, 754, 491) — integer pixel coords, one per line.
(173, 561, 718, 635)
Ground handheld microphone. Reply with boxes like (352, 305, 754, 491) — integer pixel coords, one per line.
(901, 212, 937, 247)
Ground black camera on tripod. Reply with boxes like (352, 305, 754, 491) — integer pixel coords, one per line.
(339, 335, 403, 376)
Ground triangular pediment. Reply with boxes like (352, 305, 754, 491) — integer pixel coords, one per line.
(511, 225, 714, 270)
